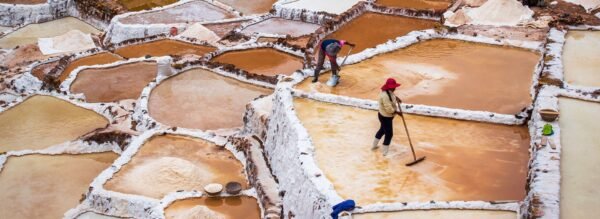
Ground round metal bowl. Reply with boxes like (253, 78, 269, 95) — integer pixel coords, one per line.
(225, 181, 242, 195)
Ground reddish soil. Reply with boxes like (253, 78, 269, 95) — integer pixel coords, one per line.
(533, 0, 600, 27)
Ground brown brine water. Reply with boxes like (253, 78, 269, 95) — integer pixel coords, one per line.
(117, 0, 178, 11)
(164, 196, 261, 219)
(376, 0, 452, 10)
(298, 39, 540, 114)
(119, 1, 237, 24)
(0, 96, 108, 152)
(114, 39, 216, 59)
(323, 12, 439, 55)
(241, 18, 321, 37)
(104, 135, 248, 199)
(0, 152, 118, 219)
(211, 48, 303, 76)
(70, 62, 157, 103)
(148, 68, 271, 130)
(294, 98, 530, 204)
(218, 0, 277, 15)
(59, 52, 124, 82)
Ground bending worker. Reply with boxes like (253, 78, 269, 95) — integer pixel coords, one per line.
(372, 78, 403, 156)
(312, 39, 356, 83)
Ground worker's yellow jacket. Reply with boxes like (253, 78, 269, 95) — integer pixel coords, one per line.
(378, 91, 399, 117)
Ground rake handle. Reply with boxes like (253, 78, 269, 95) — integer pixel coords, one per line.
(397, 102, 418, 161)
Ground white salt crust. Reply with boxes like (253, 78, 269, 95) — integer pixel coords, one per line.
(104, 0, 257, 45)
(0, 0, 68, 27)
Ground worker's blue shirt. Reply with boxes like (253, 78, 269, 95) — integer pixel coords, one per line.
(321, 39, 340, 51)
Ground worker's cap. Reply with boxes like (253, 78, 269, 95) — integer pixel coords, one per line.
(381, 78, 402, 90)
(325, 42, 342, 56)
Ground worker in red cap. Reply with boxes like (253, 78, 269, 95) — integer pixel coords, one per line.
(312, 39, 356, 83)
(372, 78, 402, 156)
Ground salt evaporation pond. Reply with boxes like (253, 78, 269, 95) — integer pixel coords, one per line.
(563, 31, 600, 87)
(148, 68, 271, 130)
(31, 60, 59, 81)
(324, 12, 439, 54)
(0, 0, 46, 4)
(0, 17, 100, 49)
(119, 1, 237, 24)
(114, 39, 216, 59)
(298, 39, 540, 114)
(104, 135, 248, 199)
(559, 98, 600, 219)
(376, 0, 452, 10)
(294, 98, 530, 204)
(0, 96, 108, 152)
(117, 0, 178, 11)
(211, 48, 303, 76)
(241, 18, 321, 37)
(76, 212, 121, 219)
(204, 20, 247, 37)
(164, 196, 261, 219)
(279, 0, 363, 14)
(354, 210, 516, 219)
(58, 52, 125, 82)
(218, 0, 276, 15)
(0, 152, 118, 219)
(70, 61, 157, 103)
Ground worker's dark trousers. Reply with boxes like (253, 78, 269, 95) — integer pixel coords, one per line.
(375, 113, 394, 145)
(312, 49, 339, 81)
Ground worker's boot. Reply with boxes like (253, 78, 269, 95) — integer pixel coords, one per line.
(371, 138, 380, 150)
(382, 145, 390, 156)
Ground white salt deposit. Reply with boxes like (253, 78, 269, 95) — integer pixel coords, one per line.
(448, 0, 533, 26)
(173, 206, 225, 219)
(178, 23, 221, 43)
(564, 0, 600, 12)
(116, 157, 213, 198)
(76, 212, 121, 219)
(38, 30, 96, 55)
(278, 0, 363, 14)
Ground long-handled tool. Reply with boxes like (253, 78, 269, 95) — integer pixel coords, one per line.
(326, 47, 353, 87)
(397, 102, 426, 166)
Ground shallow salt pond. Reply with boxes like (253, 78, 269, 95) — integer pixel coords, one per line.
(148, 68, 271, 130)
(104, 135, 248, 199)
(218, 0, 276, 15)
(559, 98, 600, 219)
(323, 12, 439, 55)
(59, 52, 124, 82)
(241, 18, 321, 37)
(119, 1, 237, 24)
(354, 210, 516, 219)
(114, 39, 216, 59)
(211, 48, 303, 76)
(117, 0, 178, 11)
(70, 61, 157, 103)
(0, 17, 100, 49)
(0, 152, 118, 219)
(376, 0, 452, 10)
(563, 31, 600, 87)
(279, 0, 363, 14)
(164, 196, 261, 219)
(0, 95, 108, 152)
(298, 39, 540, 114)
(294, 98, 530, 204)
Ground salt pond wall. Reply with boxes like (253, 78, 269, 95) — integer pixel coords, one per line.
(0, 0, 69, 27)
